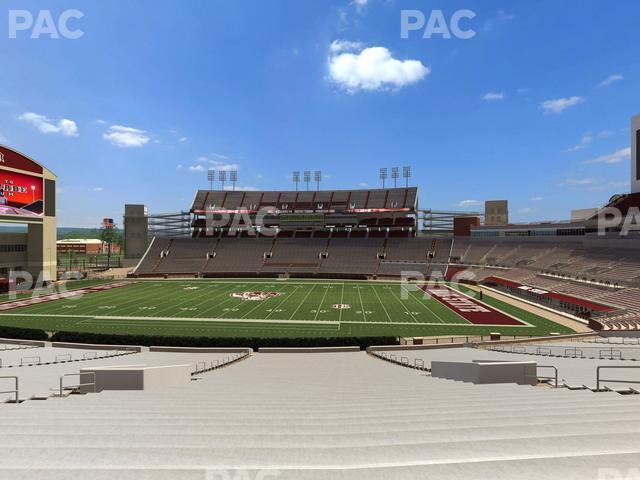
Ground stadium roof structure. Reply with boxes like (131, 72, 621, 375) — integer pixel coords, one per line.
(191, 187, 418, 214)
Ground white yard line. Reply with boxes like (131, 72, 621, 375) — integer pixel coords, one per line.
(405, 286, 449, 324)
(385, 285, 420, 324)
(261, 287, 296, 320)
(370, 285, 393, 323)
(357, 286, 367, 322)
(313, 285, 332, 321)
(288, 283, 318, 320)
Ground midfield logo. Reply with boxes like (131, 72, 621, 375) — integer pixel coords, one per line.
(332, 304, 352, 310)
(231, 291, 281, 301)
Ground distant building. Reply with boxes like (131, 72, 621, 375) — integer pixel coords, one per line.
(484, 200, 509, 226)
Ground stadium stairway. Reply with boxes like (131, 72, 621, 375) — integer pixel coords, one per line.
(1, 351, 640, 479)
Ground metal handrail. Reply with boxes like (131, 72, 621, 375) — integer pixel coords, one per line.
(20, 356, 41, 366)
(414, 358, 425, 369)
(83, 352, 97, 360)
(596, 365, 640, 391)
(564, 348, 583, 358)
(537, 346, 552, 355)
(55, 354, 72, 362)
(59, 372, 96, 397)
(599, 348, 622, 360)
(0, 376, 18, 403)
(536, 365, 558, 388)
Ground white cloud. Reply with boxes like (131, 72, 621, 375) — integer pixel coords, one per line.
(559, 178, 595, 186)
(566, 130, 615, 152)
(188, 164, 205, 172)
(18, 112, 78, 137)
(541, 96, 584, 114)
(482, 92, 504, 101)
(530, 196, 543, 201)
(608, 180, 629, 188)
(352, 0, 368, 14)
(103, 125, 150, 148)
(194, 153, 239, 172)
(583, 147, 631, 165)
(0, 133, 7, 143)
(518, 207, 534, 214)
(330, 39, 364, 53)
(178, 137, 188, 143)
(358, 182, 369, 187)
(92, 187, 104, 192)
(483, 9, 515, 31)
(95, 119, 107, 125)
(565, 132, 593, 152)
(223, 185, 258, 191)
(328, 44, 430, 93)
(176, 164, 183, 170)
(597, 74, 623, 88)
(597, 130, 613, 139)
(456, 199, 481, 207)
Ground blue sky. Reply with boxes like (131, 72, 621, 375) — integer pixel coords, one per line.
(0, 0, 638, 227)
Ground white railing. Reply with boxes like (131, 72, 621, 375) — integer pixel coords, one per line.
(59, 372, 96, 397)
(0, 376, 19, 403)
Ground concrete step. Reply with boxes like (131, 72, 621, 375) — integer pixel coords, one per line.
(1, 433, 639, 468)
(1, 420, 639, 448)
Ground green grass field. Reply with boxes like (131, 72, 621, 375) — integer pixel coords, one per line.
(0, 279, 575, 338)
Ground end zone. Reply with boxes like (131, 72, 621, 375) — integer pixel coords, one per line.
(420, 284, 526, 326)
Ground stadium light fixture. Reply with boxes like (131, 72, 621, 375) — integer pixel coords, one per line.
(314, 170, 322, 191)
(219, 170, 227, 191)
(403, 166, 411, 188)
(379, 168, 387, 188)
(304, 170, 311, 192)
(230, 170, 238, 191)
(391, 167, 399, 188)
(293, 171, 300, 191)
(207, 168, 215, 190)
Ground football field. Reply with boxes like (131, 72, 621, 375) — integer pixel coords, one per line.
(0, 279, 575, 338)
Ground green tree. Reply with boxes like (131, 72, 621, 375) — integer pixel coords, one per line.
(100, 224, 120, 268)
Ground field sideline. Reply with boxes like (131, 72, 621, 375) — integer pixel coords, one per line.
(0, 279, 576, 338)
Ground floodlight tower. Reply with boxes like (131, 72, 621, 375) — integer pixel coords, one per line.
(230, 170, 238, 191)
(314, 170, 322, 191)
(379, 168, 388, 188)
(304, 171, 311, 192)
(219, 170, 227, 191)
(208, 168, 215, 190)
(293, 171, 300, 191)
(403, 166, 411, 188)
(391, 167, 399, 188)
